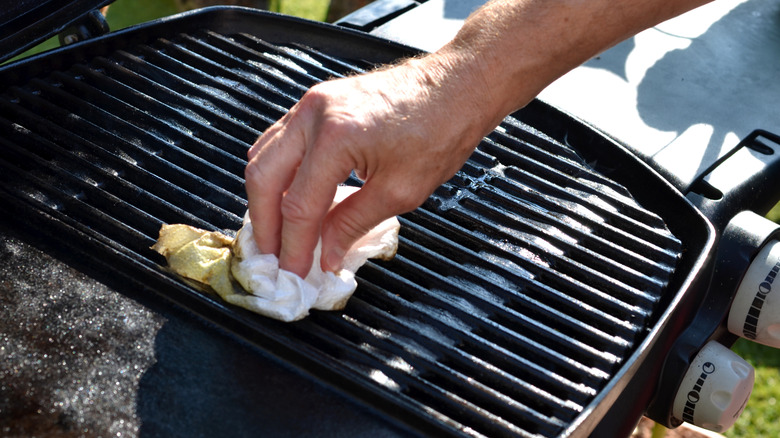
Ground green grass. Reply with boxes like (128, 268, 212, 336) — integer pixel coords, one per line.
(726, 339, 780, 437)
(105, 0, 181, 30)
(275, 0, 330, 21)
(8, 0, 179, 62)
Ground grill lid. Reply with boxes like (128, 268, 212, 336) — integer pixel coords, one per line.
(0, 7, 712, 437)
(0, 0, 112, 63)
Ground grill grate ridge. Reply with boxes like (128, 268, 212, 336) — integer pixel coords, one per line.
(393, 218, 630, 367)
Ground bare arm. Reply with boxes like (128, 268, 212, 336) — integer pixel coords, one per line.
(245, 0, 713, 277)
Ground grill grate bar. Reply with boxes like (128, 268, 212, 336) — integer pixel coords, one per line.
(286, 41, 375, 74)
(66, 60, 248, 168)
(370, 248, 612, 385)
(302, 299, 569, 438)
(164, 33, 317, 94)
(389, 245, 629, 375)
(474, 135, 682, 254)
(0, 150, 157, 256)
(82, 56, 253, 162)
(148, 35, 306, 111)
(444, 199, 661, 308)
(408, 205, 649, 333)
(3, 81, 245, 227)
(457, 152, 678, 272)
(108, 50, 266, 140)
(0, 125, 231, 239)
(213, 31, 350, 82)
(0, 119, 216, 240)
(110, 54, 260, 143)
(463, 147, 680, 269)
(406, 206, 642, 340)
(348, 281, 596, 405)
(127, 43, 289, 128)
(23, 70, 244, 184)
(491, 118, 672, 232)
(461, 187, 670, 289)
(487, 127, 635, 212)
(388, 239, 617, 380)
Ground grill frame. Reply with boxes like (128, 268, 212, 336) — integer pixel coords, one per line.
(0, 7, 717, 437)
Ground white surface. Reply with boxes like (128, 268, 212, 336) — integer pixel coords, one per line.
(372, 0, 481, 52)
(538, 0, 759, 177)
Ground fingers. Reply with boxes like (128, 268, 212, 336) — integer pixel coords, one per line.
(248, 116, 283, 161)
(277, 131, 355, 277)
(320, 181, 423, 272)
(248, 86, 360, 277)
(244, 109, 307, 257)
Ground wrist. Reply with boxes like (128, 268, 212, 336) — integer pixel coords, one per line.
(401, 47, 517, 142)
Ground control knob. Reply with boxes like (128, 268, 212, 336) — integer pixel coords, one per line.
(728, 239, 780, 347)
(671, 341, 753, 432)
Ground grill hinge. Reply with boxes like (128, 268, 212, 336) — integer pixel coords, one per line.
(59, 9, 109, 46)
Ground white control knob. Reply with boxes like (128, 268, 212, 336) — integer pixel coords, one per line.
(728, 239, 780, 347)
(671, 341, 754, 432)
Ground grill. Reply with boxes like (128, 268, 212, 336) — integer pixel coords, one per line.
(0, 6, 725, 438)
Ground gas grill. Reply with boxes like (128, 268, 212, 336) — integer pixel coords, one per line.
(2, 2, 780, 437)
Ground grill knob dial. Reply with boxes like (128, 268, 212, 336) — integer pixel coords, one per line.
(728, 239, 780, 347)
(671, 341, 754, 433)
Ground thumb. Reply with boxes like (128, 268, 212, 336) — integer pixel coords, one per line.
(320, 184, 416, 272)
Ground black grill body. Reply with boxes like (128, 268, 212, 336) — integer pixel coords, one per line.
(0, 0, 113, 63)
(0, 7, 717, 437)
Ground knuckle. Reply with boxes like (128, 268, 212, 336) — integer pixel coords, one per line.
(383, 184, 427, 213)
(330, 211, 371, 243)
(279, 193, 314, 224)
(244, 159, 268, 187)
(299, 83, 334, 111)
(303, 87, 367, 148)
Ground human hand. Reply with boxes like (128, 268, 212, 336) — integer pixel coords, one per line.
(244, 54, 503, 278)
(243, 0, 715, 279)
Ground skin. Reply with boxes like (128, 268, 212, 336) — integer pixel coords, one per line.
(245, 0, 714, 278)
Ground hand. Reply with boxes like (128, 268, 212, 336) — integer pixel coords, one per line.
(244, 54, 502, 277)
(244, 0, 714, 279)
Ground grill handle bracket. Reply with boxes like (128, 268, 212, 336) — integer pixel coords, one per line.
(58, 9, 109, 46)
(686, 129, 780, 232)
(335, 0, 422, 31)
(646, 210, 780, 428)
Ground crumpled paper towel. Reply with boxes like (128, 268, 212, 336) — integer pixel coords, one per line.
(152, 186, 400, 322)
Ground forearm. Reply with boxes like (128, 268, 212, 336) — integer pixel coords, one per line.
(415, 0, 714, 135)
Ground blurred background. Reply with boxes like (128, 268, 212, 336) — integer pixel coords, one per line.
(11, 0, 349, 61)
(8, 1, 780, 437)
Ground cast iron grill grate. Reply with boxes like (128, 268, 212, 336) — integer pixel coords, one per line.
(0, 23, 682, 438)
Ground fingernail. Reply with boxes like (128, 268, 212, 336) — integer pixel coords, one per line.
(324, 247, 345, 272)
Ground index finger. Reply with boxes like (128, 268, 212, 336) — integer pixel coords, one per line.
(244, 112, 307, 257)
(277, 134, 356, 277)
